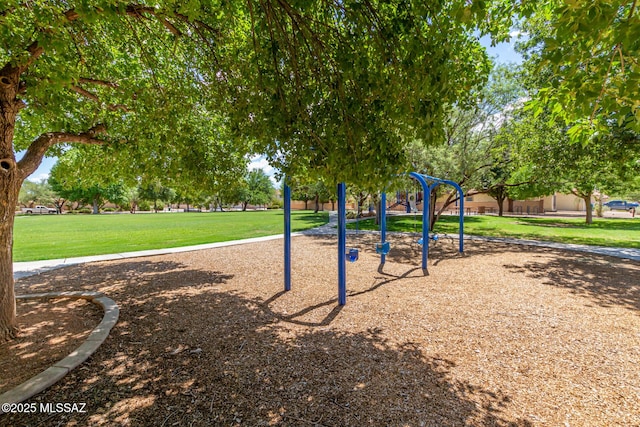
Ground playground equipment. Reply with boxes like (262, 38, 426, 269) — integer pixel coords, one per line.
(282, 173, 464, 306)
(388, 189, 421, 213)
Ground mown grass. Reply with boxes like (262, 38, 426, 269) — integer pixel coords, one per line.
(348, 214, 640, 249)
(13, 210, 328, 262)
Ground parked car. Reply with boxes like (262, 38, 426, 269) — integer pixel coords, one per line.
(21, 205, 57, 214)
(603, 200, 639, 211)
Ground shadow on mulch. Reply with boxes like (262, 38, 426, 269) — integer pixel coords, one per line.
(312, 233, 640, 313)
(9, 258, 530, 427)
(503, 253, 640, 312)
(0, 298, 102, 393)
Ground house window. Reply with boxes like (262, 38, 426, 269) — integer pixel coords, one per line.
(465, 196, 474, 202)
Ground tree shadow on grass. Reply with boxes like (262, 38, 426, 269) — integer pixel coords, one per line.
(9, 259, 530, 427)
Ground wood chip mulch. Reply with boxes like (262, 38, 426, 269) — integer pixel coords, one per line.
(3, 234, 640, 426)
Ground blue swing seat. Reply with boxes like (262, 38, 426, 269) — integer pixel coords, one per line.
(375, 241, 390, 255)
(417, 234, 438, 245)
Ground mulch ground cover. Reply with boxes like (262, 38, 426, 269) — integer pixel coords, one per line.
(3, 234, 640, 426)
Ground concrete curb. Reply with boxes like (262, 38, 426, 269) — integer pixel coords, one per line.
(0, 292, 119, 409)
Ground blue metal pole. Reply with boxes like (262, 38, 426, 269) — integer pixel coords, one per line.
(422, 186, 430, 270)
(458, 189, 464, 253)
(409, 172, 429, 271)
(439, 178, 465, 253)
(381, 192, 387, 265)
(423, 175, 465, 253)
(337, 182, 347, 305)
(284, 183, 291, 291)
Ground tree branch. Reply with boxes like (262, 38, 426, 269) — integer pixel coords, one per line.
(69, 83, 129, 111)
(17, 124, 107, 179)
(70, 85, 100, 102)
(79, 78, 119, 88)
(126, 5, 182, 36)
(23, 41, 44, 71)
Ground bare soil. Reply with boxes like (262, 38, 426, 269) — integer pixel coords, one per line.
(0, 298, 102, 392)
(2, 234, 640, 426)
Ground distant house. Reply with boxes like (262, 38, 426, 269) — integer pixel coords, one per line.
(432, 191, 593, 215)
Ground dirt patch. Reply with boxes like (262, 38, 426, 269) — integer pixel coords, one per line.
(0, 297, 102, 393)
(3, 234, 640, 426)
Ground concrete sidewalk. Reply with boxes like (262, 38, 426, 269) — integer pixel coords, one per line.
(14, 229, 639, 280)
(13, 233, 303, 280)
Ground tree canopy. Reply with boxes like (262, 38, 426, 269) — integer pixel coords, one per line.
(2, 0, 637, 342)
(518, 0, 640, 136)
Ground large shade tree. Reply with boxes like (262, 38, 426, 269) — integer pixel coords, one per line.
(1, 0, 505, 341)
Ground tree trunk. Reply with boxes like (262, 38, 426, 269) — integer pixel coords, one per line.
(584, 195, 593, 224)
(314, 193, 319, 213)
(0, 186, 19, 342)
(0, 66, 25, 341)
(429, 192, 437, 231)
(92, 198, 99, 214)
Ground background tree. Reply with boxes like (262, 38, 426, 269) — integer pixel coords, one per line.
(310, 180, 334, 213)
(48, 146, 128, 213)
(122, 185, 140, 213)
(407, 64, 526, 226)
(288, 179, 313, 210)
(138, 180, 176, 213)
(43, 177, 68, 214)
(508, 108, 640, 224)
(241, 169, 274, 211)
(18, 179, 55, 208)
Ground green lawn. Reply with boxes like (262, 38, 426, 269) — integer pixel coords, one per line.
(349, 214, 640, 249)
(13, 210, 328, 262)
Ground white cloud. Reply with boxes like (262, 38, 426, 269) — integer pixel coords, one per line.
(30, 172, 50, 183)
(248, 155, 279, 185)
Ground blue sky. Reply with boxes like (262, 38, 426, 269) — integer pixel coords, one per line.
(23, 36, 523, 183)
(480, 34, 524, 65)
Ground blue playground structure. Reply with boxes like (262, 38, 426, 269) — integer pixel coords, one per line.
(282, 173, 464, 306)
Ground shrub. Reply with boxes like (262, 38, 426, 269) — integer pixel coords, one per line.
(269, 198, 283, 209)
(138, 201, 151, 211)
